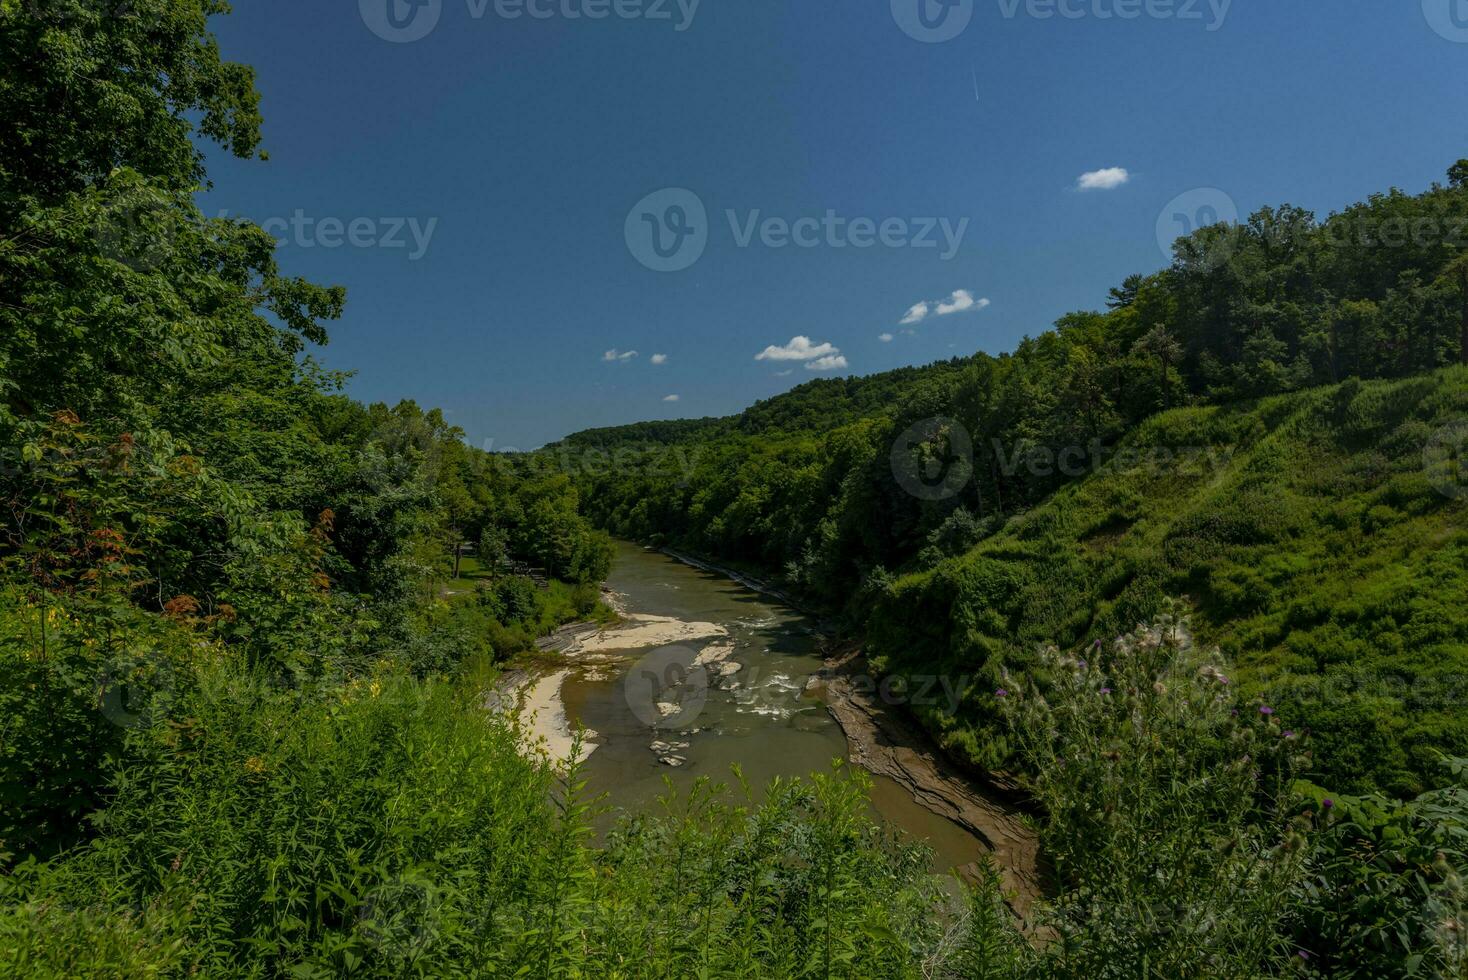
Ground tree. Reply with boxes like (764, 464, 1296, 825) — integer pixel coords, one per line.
(1132, 326, 1184, 408)
(1440, 253, 1468, 366)
(1449, 159, 1468, 190)
(1106, 274, 1144, 310)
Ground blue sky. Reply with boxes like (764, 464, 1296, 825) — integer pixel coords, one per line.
(202, 1, 1468, 448)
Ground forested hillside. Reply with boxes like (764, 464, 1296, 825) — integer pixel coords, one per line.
(4, 3, 1468, 976)
(0, 0, 615, 859)
(565, 165, 1468, 796)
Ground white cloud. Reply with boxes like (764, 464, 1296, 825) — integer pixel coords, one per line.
(755, 336, 840, 362)
(663, 394, 680, 402)
(774, 369, 793, 377)
(899, 302, 930, 326)
(806, 354, 849, 372)
(603, 348, 639, 362)
(1076, 167, 1130, 191)
(935, 289, 990, 316)
(879, 332, 894, 343)
(898, 290, 990, 326)
(650, 353, 668, 365)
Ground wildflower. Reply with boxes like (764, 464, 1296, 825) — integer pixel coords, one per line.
(1100, 688, 1112, 695)
(995, 688, 1008, 698)
(1322, 798, 1334, 809)
(1259, 705, 1275, 716)
(1282, 730, 1296, 739)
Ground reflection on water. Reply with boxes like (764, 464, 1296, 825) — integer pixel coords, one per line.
(561, 541, 984, 874)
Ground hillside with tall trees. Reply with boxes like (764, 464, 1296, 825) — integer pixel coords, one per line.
(3, 3, 1468, 977)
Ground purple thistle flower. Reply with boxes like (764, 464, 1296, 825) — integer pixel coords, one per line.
(1282, 730, 1295, 739)
(1259, 705, 1275, 716)
(995, 689, 1008, 698)
(1100, 688, 1112, 695)
(1322, 798, 1334, 810)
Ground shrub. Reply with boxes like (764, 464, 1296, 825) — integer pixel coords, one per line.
(998, 603, 1309, 978)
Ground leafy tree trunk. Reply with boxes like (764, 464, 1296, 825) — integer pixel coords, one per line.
(1328, 316, 1340, 382)
(1459, 265, 1468, 367)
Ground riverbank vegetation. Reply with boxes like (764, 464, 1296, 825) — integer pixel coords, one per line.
(563, 171, 1468, 799)
(4, 2, 1468, 976)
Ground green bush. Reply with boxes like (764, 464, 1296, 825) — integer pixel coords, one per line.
(999, 603, 1308, 978)
(1, 660, 970, 977)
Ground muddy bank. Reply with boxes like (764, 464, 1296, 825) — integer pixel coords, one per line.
(502, 543, 1043, 920)
(808, 647, 1043, 917)
(655, 546, 1044, 914)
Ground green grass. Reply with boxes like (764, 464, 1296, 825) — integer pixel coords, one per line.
(868, 367, 1468, 797)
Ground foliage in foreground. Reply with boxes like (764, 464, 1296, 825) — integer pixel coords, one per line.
(0, 659, 961, 978)
(999, 603, 1308, 977)
(5, 609, 1467, 978)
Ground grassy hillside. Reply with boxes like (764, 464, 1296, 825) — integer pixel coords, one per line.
(869, 367, 1468, 797)
(564, 164, 1468, 799)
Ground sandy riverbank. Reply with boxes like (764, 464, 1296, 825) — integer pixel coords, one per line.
(502, 612, 730, 767)
(497, 553, 1043, 919)
(518, 670, 590, 767)
(563, 613, 728, 654)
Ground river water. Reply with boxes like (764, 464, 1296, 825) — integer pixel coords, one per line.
(560, 541, 985, 873)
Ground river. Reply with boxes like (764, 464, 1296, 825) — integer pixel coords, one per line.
(557, 541, 988, 875)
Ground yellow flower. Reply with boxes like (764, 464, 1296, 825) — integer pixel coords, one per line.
(369, 680, 382, 699)
(244, 757, 266, 775)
